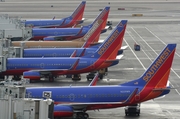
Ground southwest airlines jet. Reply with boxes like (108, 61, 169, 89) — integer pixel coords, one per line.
(30, 6, 110, 41)
(26, 43, 176, 119)
(23, 20, 127, 58)
(0, 20, 126, 82)
(11, 6, 110, 49)
(22, 1, 86, 28)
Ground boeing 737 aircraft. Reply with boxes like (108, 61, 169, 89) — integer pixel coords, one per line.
(22, 20, 127, 58)
(22, 1, 86, 28)
(30, 6, 110, 41)
(0, 20, 126, 82)
(26, 43, 176, 119)
(12, 6, 109, 49)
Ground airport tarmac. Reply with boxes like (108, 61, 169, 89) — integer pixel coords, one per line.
(1, 0, 180, 119)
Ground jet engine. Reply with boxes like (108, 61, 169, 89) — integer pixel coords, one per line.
(43, 36, 55, 41)
(23, 71, 41, 80)
(54, 105, 73, 117)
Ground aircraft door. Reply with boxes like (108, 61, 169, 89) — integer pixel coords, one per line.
(53, 53, 57, 57)
(69, 93, 75, 101)
(54, 31, 58, 35)
(40, 63, 45, 69)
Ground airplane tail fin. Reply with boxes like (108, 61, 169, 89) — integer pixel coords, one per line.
(62, 1, 86, 27)
(83, 20, 127, 61)
(80, 18, 105, 48)
(84, 6, 110, 31)
(120, 44, 176, 89)
(70, 1, 86, 22)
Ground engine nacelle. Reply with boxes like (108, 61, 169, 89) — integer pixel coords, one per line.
(43, 36, 55, 41)
(54, 105, 73, 117)
(23, 71, 41, 80)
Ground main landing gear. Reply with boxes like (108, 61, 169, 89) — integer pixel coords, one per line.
(12, 75, 21, 81)
(48, 75, 54, 82)
(74, 112, 89, 119)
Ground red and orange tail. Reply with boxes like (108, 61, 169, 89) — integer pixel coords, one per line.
(91, 7, 110, 31)
(81, 19, 103, 48)
(121, 44, 176, 89)
(81, 18, 107, 48)
(142, 44, 176, 88)
(71, 1, 86, 22)
(95, 20, 127, 60)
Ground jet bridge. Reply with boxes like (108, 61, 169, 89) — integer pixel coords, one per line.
(0, 39, 23, 58)
(0, 56, 6, 72)
(0, 14, 32, 41)
(0, 86, 54, 119)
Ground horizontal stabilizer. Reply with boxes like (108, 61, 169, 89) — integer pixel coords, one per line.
(153, 87, 174, 91)
(101, 26, 109, 34)
(76, 17, 85, 24)
(70, 59, 80, 70)
(121, 45, 128, 50)
(105, 55, 124, 66)
(116, 54, 124, 60)
(105, 55, 124, 62)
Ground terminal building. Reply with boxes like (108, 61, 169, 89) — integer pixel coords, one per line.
(0, 14, 32, 79)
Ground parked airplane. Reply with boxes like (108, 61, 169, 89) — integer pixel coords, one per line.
(11, 6, 110, 48)
(26, 43, 176, 119)
(30, 6, 110, 41)
(22, 20, 127, 58)
(22, 1, 86, 28)
(0, 20, 126, 82)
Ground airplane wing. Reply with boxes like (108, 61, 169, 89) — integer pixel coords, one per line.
(30, 59, 80, 72)
(43, 35, 77, 41)
(43, 26, 84, 41)
(23, 59, 80, 78)
(34, 18, 67, 28)
(34, 24, 63, 28)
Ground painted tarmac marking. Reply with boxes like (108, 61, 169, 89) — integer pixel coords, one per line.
(124, 31, 146, 71)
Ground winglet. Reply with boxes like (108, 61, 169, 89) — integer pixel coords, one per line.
(123, 88, 139, 104)
(89, 73, 99, 86)
(79, 48, 86, 57)
(70, 50, 77, 57)
(69, 59, 80, 70)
